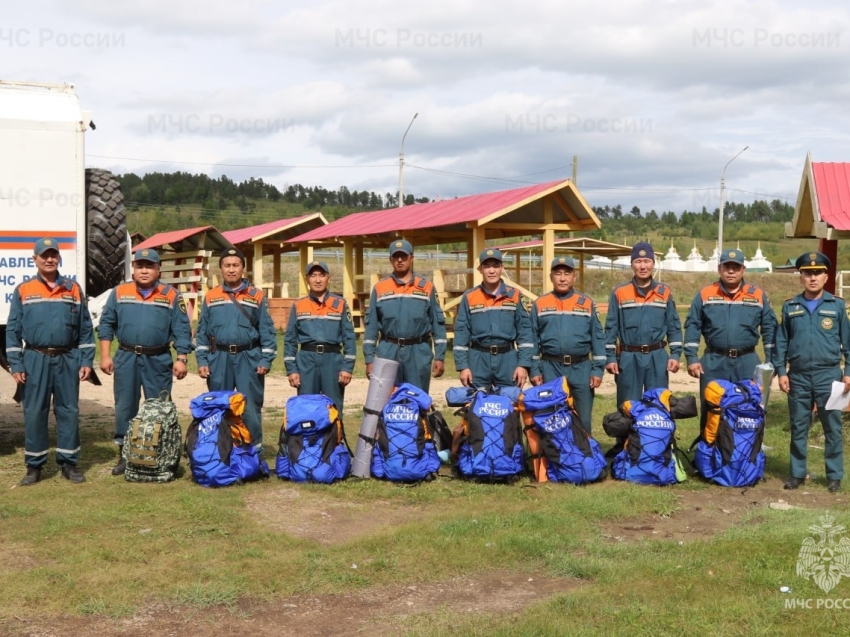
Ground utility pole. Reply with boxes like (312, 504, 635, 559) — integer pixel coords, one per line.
(398, 113, 418, 208)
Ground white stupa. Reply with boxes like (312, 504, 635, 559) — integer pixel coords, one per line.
(745, 242, 773, 272)
(705, 245, 720, 270)
(659, 242, 686, 271)
(684, 241, 706, 272)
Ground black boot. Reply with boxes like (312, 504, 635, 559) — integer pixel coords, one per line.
(112, 446, 126, 476)
(60, 464, 86, 483)
(20, 466, 41, 486)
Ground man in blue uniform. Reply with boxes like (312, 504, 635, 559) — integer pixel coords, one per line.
(196, 247, 277, 452)
(454, 248, 534, 390)
(283, 261, 356, 410)
(6, 238, 95, 485)
(98, 248, 194, 475)
(685, 248, 777, 431)
(530, 256, 606, 432)
(775, 252, 850, 493)
(605, 242, 682, 407)
(363, 239, 446, 392)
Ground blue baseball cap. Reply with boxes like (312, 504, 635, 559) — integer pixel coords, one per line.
(719, 249, 745, 265)
(631, 242, 655, 262)
(389, 239, 413, 256)
(479, 248, 503, 264)
(795, 251, 831, 271)
(305, 261, 330, 275)
(34, 237, 60, 256)
(219, 247, 246, 266)
(550, 256, 576, 270)
(133, 248, 160, 264)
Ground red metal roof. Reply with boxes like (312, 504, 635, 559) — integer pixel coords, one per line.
(134, 226, 227, 251)
(812, 162, 850, 231)
(290, 179, 571, 242)
(221, 214, 323, 245)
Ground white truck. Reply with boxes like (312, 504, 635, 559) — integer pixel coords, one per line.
(0, 80, 128, 372)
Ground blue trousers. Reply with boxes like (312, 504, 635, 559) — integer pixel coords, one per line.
(21, 349, 81, 467)
(375, 341, 433, 392)
(615, 350, 668, 407)
(788, 368, 844, 481)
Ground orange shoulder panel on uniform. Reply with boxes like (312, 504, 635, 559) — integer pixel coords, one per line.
(699, 282, 723, 302)
(205, 286, 229, 304)
(534, 293, 559, 312)
(17, 278, 47, 298)
(158, 285, 178, 303)
(373, 277, 398, 296)
(115, 281, 138, 298)
(614, 283, 640, 304)
(465, 287, 490, 306)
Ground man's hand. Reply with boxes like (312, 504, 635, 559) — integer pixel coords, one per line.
(288, 372, 301, 388)
(198, 365, 210, 379)
(512, 366, 528, 387)
(432, 360, 445, 378)
(590, 375, 602, 389)
(459, 369, 473, 387)
(257, 366, 269, 375)
(667, 359, 680, 373)
(778, 376, 790, 393)
(173, 360, 187, 380)
(79, 367, 92, 382)
(687, 362, 703, 378)
(843, 375, 850, 393)
(12, 371, 26, 384)
(530, 375, 543, 386)
(365, 362, 373, 379)
(339, 371, 352, 386)
(100, 356, 114, 375)
(606, 362, 620, 375)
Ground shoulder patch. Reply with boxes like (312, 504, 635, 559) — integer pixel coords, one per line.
(178, 298, 187, 314)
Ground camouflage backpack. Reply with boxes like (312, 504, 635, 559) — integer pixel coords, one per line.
(123, 391, 182, 483)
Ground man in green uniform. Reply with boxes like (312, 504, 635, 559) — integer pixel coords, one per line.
(6, 238, 94, 485)
(685, 248, 777, 431)
(363, 239, 446, 392)
(530, 256, 606, 432)
(454, 248, 534, 390)
(775, 252, 850, 493)
(283, 261, 356, 410)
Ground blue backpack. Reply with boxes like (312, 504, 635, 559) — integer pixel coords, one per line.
(453, 390, 525, 481)
(693, 379, 765, 487)
(186, 391, 268, 488)
(371, 383, 440, 482)
(276, 394, 351, 483)
(519, 377, 606, 484)
(611, 388, 681, 486)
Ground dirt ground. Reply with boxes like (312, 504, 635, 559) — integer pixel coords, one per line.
(0, 369, 801, 637)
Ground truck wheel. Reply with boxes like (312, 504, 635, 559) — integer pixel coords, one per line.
(86, 168, 127, 297)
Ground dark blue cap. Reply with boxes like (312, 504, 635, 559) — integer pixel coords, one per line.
(305, 261, 330, 275)
(220, 247, 246, 266)
(389, 239, 413, 255)
(795, 251, 831, 270)
(719, 249, 745, 265)
(479, 248, 503, 264)
(631, 242, 655, 262)
(34, 237, 60, 255)
(133, 248, 160, 264)
(550, 256, 576, 270)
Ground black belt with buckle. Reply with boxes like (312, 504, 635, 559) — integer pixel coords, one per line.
(300, 342, 342, 354)
(214, 339, 259, 354)
(383, 333, 430, 347)
(622, 341, 666, 354)
(541, 352, 589, 365)
(118, 342, 171, 356)
(708, 346, 755, 358)
(30, 346, 72, 356)
(471, 342, 513, 355)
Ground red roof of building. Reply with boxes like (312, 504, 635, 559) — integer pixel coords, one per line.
(812, 162, 850, 231)
(221, 213, 325, 245)
(134, 225, 231, 252)
(290, 179, 585, 243)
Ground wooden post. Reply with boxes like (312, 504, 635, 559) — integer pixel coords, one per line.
(470, 226, 486, 286)
(342, 241, 355, 300)
(578, 252, 585, 292)
(541, 196, 555, 293)
(252, 242, 264, 291)
(272, 247, 281, 298)
(298, 243, 314, 296)
(354, 243, 365, 294)
(820, 238, 838, 294)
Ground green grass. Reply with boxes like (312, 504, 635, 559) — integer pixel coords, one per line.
(2, 382, 850, 633)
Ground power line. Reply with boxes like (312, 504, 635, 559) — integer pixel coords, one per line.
(90, 154, 395, 169)
(407, 164, 537, 185)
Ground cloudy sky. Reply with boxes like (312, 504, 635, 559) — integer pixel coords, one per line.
(5, 0, 850, 217)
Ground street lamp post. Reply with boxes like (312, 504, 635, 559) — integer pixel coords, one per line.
(398, 112, 418, 208)
(717, 145, 749, 255)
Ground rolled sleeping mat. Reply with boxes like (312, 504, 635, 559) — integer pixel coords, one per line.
(351, 357, 400, 477)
